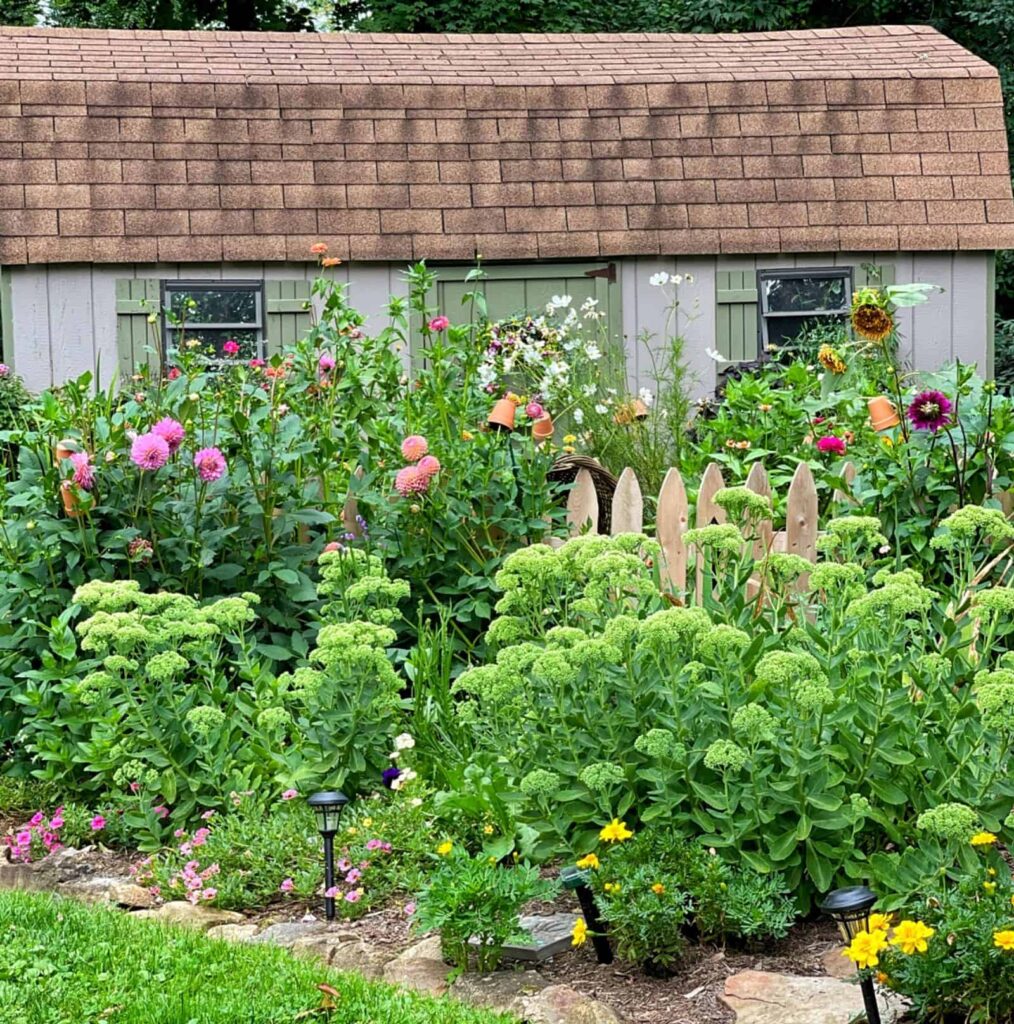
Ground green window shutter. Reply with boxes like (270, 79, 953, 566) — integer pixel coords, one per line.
(115, 278, 161, 378)
(265, 280, 312, 357)
(412, 262, 621, 363)
(716, 270, 759, 361)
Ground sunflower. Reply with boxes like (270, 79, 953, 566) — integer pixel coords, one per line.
(851, 302, 894, 342)
(818, 344, 847, 375)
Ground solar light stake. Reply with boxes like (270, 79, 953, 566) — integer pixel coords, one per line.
(819, 885, 881, 1024)
(307, 790, 349, 922)
(560, 866, 613, 965)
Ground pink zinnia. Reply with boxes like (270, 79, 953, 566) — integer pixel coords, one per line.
(280, 878, 294, 893)
(152, 416, 185, 453)
(130, 432, 170, 471)
(816, 435, 846, 456)
(395, 466, 429, 497)
(400, 435, 429, 462)
(249, 358, 265, 369)
(90, 815, 106, 831)
(428, 315, 450, 332)
(417, 455, 441, 478)
(194, 447, 227, 483)
(318, 352, 335, 373)
(222, 339, 240, 356)
(525, 402, 544, 420)
(281, 789, 298, 801)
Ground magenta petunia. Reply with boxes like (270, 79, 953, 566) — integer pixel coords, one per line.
(907, 389, 952, 432)
(69, 452, 95, 491)
(400, 435, 429, 463)
(131, 432, 170, 471)
(193, 447, 227, 483)
(152, 416, 186, 454)
(90, 815, 106, 831)
(816, 435, 847, 456)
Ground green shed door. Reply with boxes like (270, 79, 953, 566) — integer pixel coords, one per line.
(264, 279, 313, 358)
(716, 270, 759, 362)
(115, 278, 162, 378)
(415, 262, 621, 359)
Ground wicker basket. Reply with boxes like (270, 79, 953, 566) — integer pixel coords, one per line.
(548, 455, 618, 535)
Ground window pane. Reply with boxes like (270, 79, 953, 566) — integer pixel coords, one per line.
(169, 328, 261, 361)
(766, 313, 847, 346)
(763, 275, 848, 314)
(167, 287, 258, 324)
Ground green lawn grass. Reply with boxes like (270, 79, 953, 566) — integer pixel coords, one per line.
(0, 890, 516, 1024)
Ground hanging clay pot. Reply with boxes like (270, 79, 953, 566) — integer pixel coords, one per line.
(532, 413, 554, 444)
(54, 439, 83, 518)
(867, 396, 900, 431)
(488, 398, 516, 432)
(613, 398, 649, 426)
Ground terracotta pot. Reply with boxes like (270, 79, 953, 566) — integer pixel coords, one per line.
(54, 439, 78, 464)
(613, 398, 649, 426)
(532, 413, 554, 444)
(488, 398, 516, 432)
(867, 396, 900, 431)
(59, 479, 82, 518)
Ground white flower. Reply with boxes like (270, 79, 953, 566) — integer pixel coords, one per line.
(672, 274, 683, 286)
(705, 347, 731, 364)
(638, 387, 654, 408)
(582, 384, 596, 396)
(394, 733, 415, 750)
(580, 297, 599, 311)
(594, 404, 608, 414)
(573, 408, 584, 425)
(649, 272, 670, 287)
(584, 343, 602, 361)
(551, 294, 572, 308)
(388, 751, 400, 760)
(410, 797, 424, 807)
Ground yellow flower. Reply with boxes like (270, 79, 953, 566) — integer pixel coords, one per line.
(868, 913, 893, 933)
(875, 972, 890, 985)
(346, 827, 358, 836)
(571, 919, 588, 947)
(362, 817, 373, 828)
(483, 825, 494, 835)
(985, 881, 997, 894)
(971, 831, 998, 847)
(603, 882, 621, 894)
(1009, 895, 1014, 909)
(651, 883, 665, 895)
(436, 840, 453, 856)
(461, 430, 474, 441)
(989, 868, 998, 877)
(843, 928, 889, 971)
(576, 854, 600, 871)
(890, 920, 935, 955)
(881, 435, 894, 448)
(994, 930, 1014, 951)
(562, 434, 577, 444)
(562, 445, 576, 454)
(817, 344, 847, 375)
(599, 819, 634, 844)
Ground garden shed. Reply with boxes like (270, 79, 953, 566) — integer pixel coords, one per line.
(1, 23, 1013, 395)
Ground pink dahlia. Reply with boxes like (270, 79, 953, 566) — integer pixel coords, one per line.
(907, 389, 952, 432)
(816, 435, 847, 456)
(525, 401, 544, 420)
(428, 315, 450, 332)
(400, 435, 429, 463)
(131, 432, 170, 471)
(318, 352, 336, 373)
(193, 447, 227, 483)
(395, 465, 430, 496)
(417, 454, 441, 478)
(222, 339, 240, 357)
(69, 452, 95, 491)
(152, 416, 185, 453)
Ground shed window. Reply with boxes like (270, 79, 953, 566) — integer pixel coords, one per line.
(162, 281, 264, 363)
(757, 268, 851, 347)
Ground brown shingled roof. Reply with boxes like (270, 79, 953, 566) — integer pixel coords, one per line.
(0, 24, 1012, 265)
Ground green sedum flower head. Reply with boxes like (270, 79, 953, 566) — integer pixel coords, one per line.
(634, 728, 686, 761)
(703, 739, 749, 774)
(732, 703, 776, 743)
(519, 768, 560, 798)
(579, 762, 627, 791)
(917, 802, 979, 843)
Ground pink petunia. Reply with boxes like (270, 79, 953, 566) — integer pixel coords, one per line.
(345, 868, 361, 884)
(404, 901, 416, 916)
(29, 813, 44, 827)
(394, 465, 429, 497)
(324, 886, 340, 899)
(400, 435, 429, 463)
(193, 447, 227, 483)
(152, 416, 185, 453)
(202, 888, 217, 901)
(281, 789, 298, 801)
(130, 432, 170, 471)
(280, 878, 295, 893)
(417, 455, 441, 478)
(201, 810, 215, 820)
(427, 315, 450, 332)
(344, 890, 361, 903)
(90, 815, 106, 831)
(69, 452, 95, 491)
(222, 340, 240, 356)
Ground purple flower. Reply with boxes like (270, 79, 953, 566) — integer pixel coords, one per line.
(382, 767, 401, 788)
(131, 432, 170, 471)
(193, 447, 227, 483)
(345, 868, 361, 884)
(152, 416, 185, 453)
(281, 789, 298, 801)
(907, 389, 952, 432)
(324, 886, 340, 898)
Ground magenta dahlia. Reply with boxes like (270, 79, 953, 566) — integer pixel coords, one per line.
(193, 447, 227, 483)
(907, 390, 952, 432)
(152, 416, 185, 453)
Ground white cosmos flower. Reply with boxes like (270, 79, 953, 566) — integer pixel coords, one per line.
(649, 272, 670, 287)
(581, 297, 599, 311)
(394, 733, 415, 750)
(705, 347, 732, 364)
(584, 344, 602, 361)
(582, 384, 597, 396)
(595, 403, 608, 414)
(638, 387, 654, 408)
(573, 408, 584, 425)
(551, 294, 572, 308)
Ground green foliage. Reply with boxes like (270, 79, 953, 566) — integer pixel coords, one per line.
(412, 850, 557, 972)
(0, 890, 513, 1024)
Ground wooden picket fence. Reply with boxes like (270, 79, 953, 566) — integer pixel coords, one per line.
(559, 460, 836, 601)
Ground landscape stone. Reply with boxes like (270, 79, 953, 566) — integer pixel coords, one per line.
(140, 900, 245, 931)
(521, 984, 621, 1024)
(722, 970, 902, 1024)
(452, 970, 549, 1014)
(383, 936, 449, 995)
(297, 936, 391, 979)
(0, 846, 98, 891)
(251, 921, 328, 948)
(501, 913, 580, 962)
(820, 947, 857, 980)
(207, 924, 260, 942)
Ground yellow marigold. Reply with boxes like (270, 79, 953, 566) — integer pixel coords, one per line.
(818, 344, 847, 375)
(995, 930, 1014, 951)
(572, 918, 588, 947)
(851, 303, 894, 343)
(891, 920, 935, 955)
(843, 928, 889, 971)
(985, 881, 997, 894)
(461, 430, 474, 441)
(651, 883, 665, 895)
(868, 913, 893, 933)
(971, 831, 998, 847)
(603, 882, 621, 894)
(436, 840, 453, 856)
(576, 853, 600, 871)
(562, 434, 577, 444)
(599, 819, 634, 843)
(483, 824, 494, 835)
